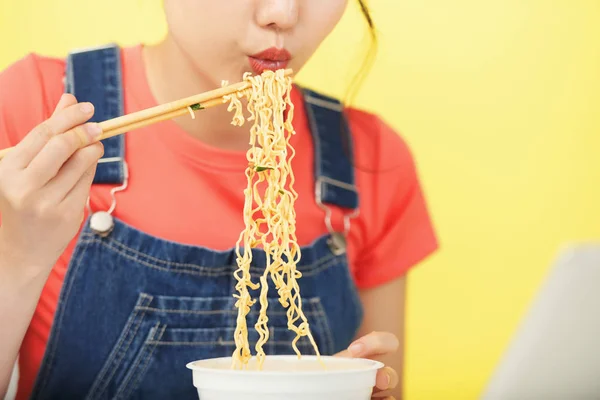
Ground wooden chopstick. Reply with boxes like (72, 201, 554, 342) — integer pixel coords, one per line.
(0, 69, 292, 160)
(101, 96, 236, 139)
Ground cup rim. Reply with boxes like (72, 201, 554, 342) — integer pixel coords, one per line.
(186, 355, 384, 376)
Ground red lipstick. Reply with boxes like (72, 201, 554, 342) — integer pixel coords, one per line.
(249, 48, 291, 74)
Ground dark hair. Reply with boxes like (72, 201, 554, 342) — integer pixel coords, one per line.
(358, 0, 376, 38)
(344, 0, 378, 107)
(339, 0, 381, 173)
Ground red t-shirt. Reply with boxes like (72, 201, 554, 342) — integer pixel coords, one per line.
(0, 45, 438, 399)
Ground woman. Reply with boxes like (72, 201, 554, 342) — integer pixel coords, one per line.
(0, 1, 437, 399)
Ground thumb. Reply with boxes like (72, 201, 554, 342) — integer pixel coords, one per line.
(337, 331, 400, 359)
(334, 348, 351, 358)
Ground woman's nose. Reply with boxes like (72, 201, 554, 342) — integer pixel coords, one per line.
(255, 0, 299, 31)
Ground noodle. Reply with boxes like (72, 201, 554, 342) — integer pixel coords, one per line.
(187, 106, 196, 120)
(228, 70, 321, 370)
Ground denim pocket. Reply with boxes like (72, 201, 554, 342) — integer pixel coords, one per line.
(85, 292, 333, 400)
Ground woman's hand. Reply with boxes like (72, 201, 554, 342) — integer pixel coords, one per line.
(335, 331, 400, 400)
(0, 94, 103, 273)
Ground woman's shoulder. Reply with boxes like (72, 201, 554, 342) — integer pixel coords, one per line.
(345, 105, 416, 174)
(0, 52, 65, 104)
(296, 86, 414, 171)
(0, 53, 65, 145)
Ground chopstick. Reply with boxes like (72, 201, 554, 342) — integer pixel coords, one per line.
(101, 96, 238, 139)
(0, 68, 293, 160)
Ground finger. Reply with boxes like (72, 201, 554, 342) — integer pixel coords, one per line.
(52, 93, 77, 117)
(334, 348, 350, 358)
(374, 367, 398, 391)
(43, 143, 104, 203)
(60, 155, 100, 212)
(10, 100, 95, 169)
(0, 94, 74, 167)
(25, 122, 103, 187)
(347, 332, 400, 358)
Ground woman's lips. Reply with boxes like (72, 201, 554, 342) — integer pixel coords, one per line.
(249, 48, 291, 74)
(248, 58, 289, 74)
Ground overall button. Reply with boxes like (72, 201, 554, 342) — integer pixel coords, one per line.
(90, 211, 115, 237)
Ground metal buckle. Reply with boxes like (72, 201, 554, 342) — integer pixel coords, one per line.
(315, 177, 359, 255)
(87, 159, 129, 237)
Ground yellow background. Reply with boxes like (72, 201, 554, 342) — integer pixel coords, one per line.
(1, 1, 599, 398)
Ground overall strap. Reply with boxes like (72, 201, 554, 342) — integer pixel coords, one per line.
(302, 88, 359, 211)
(65, 44, 126, 184)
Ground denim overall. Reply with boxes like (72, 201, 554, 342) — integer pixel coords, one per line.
(30, 44, 363, 399)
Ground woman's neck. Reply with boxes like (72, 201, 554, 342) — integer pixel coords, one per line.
(142, 34, 250, 151)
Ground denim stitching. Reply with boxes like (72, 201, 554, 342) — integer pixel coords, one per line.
(86, 294, 153, 399)
(123, 324, 166, 399)
(134, 306, 321, 316)
(304, 89, 325, 202)
(79, 236, 337, 273)
(301, 258, 341, 277)
(115, 323, 165, 399)
(145, 340, 311, 346)
(343, 263, 364, 338)
(314, 300, 335, 355)
(95, 301, 150, 394)
(77, 238, 341, 277)
(304, 94, 344, 112)
(113, 46, 126, 182)
(77, 239, 225, 276)
(35, 240, 89, 395)
(115, 322, 161, 398)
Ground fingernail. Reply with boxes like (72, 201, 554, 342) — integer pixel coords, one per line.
(85, 123, 102, 139)
(384, 371, 392, 387)
(348, 342, 365, 357)
(80, 102, 94, 114)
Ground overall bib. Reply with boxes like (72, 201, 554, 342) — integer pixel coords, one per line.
(30, 44, 363, 399)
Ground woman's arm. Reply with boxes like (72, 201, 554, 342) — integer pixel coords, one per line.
(0, 245, 52, 398)
(356, 276, 406, 399)
(0, 93, 104, 397)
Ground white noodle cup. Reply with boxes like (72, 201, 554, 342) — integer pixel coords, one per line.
(186, 355, 384, 400)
